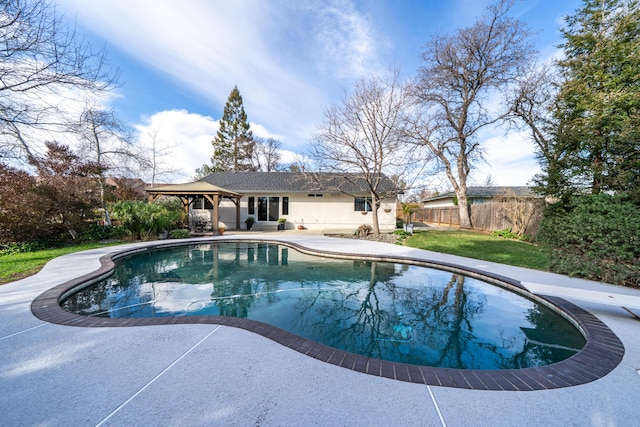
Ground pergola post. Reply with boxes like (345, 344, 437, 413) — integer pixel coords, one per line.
(232, 197, 241, 230)
(212, 194, 220, 233)
(180, 197, 190, 228)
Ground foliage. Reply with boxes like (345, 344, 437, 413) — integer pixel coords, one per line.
(0, 143, 103, 244)
(105, 177, 148, 202)
(551, 0, 640, 204)
(405, 230, 549, 271)
(109, 200, 184, 240)
(79, 224, 124, 242)
(401, 203, 420, 222)
(245, 216, 255, 225)
(0, 163, 42, 243)
(539, 193, 640, 287)
(411, 0, 536, 228)
(490, 228, 530, 241)
(278, 217, 287, 224)
(0, 242, 46, 256)
(209, 86, 255, 172)
(169, 229, 191, 239)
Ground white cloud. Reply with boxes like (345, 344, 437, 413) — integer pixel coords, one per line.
(56, 0, 331, 145)
(310, 0, 380, 79)
(472, 131, 540, 186)
(135, 110, 218, 182)
(134, 110, 303, 181)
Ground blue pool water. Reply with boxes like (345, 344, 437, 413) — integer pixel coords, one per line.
(62, 242, 586, 369)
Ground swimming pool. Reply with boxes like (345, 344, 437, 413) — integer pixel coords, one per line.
(32, 238, 625, 390)
(61, 241, 586, 370)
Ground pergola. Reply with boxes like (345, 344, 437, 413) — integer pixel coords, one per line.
(146, 182, 243, 232)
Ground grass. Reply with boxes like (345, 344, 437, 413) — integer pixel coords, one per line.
(0, 242, 119, 285)
(404, 230, 550, 271)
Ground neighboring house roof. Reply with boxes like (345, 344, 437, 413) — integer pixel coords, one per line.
(198, 172, 399, 194)
(422, 186, 535, 203)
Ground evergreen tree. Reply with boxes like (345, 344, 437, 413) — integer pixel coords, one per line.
(553, 0, 640, 203)
(210, 86, 255, 172)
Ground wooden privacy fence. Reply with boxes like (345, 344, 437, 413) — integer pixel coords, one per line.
(400, 203, 542, 237)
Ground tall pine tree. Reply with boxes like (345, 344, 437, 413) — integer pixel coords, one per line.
(210, 86, 255, 172)
(553, 0, 640, 203)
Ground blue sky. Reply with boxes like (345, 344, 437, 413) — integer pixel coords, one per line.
(55, 0, 583, 186)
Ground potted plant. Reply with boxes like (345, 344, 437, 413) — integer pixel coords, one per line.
(277, 217, 286, 230)
(218, 226, 225, 235)
(244, 216, 255, 231)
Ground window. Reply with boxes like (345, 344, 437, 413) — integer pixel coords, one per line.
(258, 196, 280, 221)
(192, 196, 213, 210)
(248, 196, 255, 215)
(354, 197, 372, 212)
(307, 193, 323, 197)
(282, 197, 289, 215)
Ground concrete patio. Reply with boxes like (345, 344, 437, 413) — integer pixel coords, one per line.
(1, 234, 639, 426)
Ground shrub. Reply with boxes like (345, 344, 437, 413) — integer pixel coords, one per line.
(491, 228, 532, 242)
(356, 224, 373, 237)
(80, 224, 124, 242)
(539, 193, 640, 287)
(169, 229, 191, 239)
(0, 242, 46, 256)
(110, 200, 185, 240)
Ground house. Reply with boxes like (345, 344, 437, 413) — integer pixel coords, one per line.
(147, 172, 399, 232)
(421, 186, 535, 208)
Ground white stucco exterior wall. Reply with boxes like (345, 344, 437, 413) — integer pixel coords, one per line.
(198, 192, 397, 232)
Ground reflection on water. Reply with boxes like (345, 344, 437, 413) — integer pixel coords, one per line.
(62, 242, 586, 369)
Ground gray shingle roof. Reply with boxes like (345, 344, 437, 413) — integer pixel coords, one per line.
(198, 172, 398, 194)
(423, 186, 535, 202)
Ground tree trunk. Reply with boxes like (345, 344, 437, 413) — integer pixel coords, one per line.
(98, 177, 111, 226)
(371, 193, 381, 234)
(457, 193, 472, 229)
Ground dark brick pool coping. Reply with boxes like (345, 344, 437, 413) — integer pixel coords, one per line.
(31, 238, 624, 391)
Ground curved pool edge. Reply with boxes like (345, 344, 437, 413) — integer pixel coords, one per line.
(31, 237, 625, 391)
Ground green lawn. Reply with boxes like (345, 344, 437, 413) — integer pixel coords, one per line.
(404, 230, 550, 271)
(0, 242, 118, 285)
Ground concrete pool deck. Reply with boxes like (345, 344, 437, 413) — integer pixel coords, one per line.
(1, 234, 639, 426)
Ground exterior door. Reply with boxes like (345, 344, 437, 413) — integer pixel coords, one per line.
(257, 196, 279, 221)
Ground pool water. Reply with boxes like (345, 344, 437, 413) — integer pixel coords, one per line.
(62, 242, 586, 369)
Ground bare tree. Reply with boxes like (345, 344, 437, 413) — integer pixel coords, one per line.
(252, 136, 282, 172)
(505, 62, 573, 195)
(495, 189, 542, 237)
(145, 126, 181, 185)
(310, 69, 421, 234)
(410, 0, 536, 228)
(0, 0, 118, 166)
(73, 105, 148, 225)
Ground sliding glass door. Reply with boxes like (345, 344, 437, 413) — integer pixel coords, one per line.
(257, 196, 279, 221)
